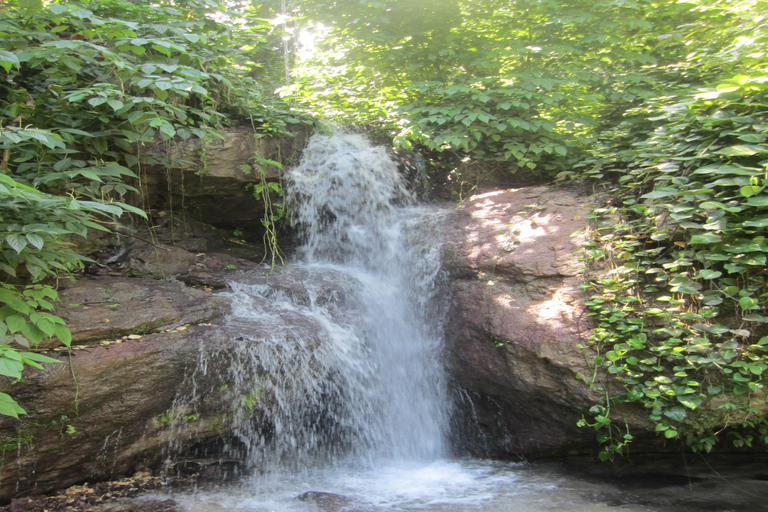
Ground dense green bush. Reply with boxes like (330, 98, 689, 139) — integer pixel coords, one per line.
(571, 0, 768, 457)
(0, 0, 307, 417)
(288, 0, 720, 188)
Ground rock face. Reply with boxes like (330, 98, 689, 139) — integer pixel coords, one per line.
(442, 186, 601, 456)
(0, 263, 353, 503)
(54, 277, 229, 346)
(136, 126, 309, 230)
(0, 269, 236, 502)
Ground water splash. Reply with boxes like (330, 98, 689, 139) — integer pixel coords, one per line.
(204, 132, 451, 470)
(286, 132, 450, 463)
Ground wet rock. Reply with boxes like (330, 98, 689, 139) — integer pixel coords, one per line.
(297, 491, 353, 512)
(0, 266, 360, 504)
(171, 459, 242, 482)
(0, 326, 229, 503)
(442, 186, 602, 456)
(0, 471, 180, 512)
(136, 126, 308, 230)
(136, 213, 229, 254)
(53, 276, 230, 347)
(97, 499, 181, 512)
(125, 244, 199, 278)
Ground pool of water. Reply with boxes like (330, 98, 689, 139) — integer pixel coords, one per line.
(147, 456, 768, 512)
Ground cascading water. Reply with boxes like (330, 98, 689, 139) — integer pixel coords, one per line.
(285, 132, 450, 463)
(172, 132, 451, 476)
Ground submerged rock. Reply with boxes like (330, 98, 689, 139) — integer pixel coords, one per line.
(297, 491, 354, 512)
(442, 186, 601, 456)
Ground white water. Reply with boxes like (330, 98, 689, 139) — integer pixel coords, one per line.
(187, 132, 449, 473)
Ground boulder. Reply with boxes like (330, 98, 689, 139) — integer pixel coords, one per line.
(53, 276, 230, 347)
(0, 325, 227, 503)
(0, 266, 358, 503)
(442, 186, 602, 456)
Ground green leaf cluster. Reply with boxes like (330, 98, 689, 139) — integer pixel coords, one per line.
(0, 0, 309, 418)
(573, 0, 768, 457)
(289, 0, 711, 187)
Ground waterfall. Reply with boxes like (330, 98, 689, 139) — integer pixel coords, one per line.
(208, 132, 449, 471)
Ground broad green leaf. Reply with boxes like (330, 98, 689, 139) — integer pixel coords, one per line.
(663, 406, 686, 422)
(740, 297, 759, 310)
(115, 203, 148, 219)
(159, 123, 176, 139)
(6, 234, 27, 254)
(746, 196, 768, 207)
(715, 145, 763, 157)
(21, 352, 61, 365)
(699, 269, 721, 280)
(692, 164, 759, 176)
(25, 233, 44, 250)
(737, 134, 766, 143)
(80, 201, 123, 216)
(20, 0, 44, 14)
(743, 216, 768, 228)
(740, 185, 762, 198)
(53, 158, 73, 171)
(34, 318, 55, 337)
(0, 392, 26, 418)
(151, 44, 171, 57)
(70, 8, 93, 19)
(0, 51, 20, 72)
(5, 315, 26, 334)
(107, 99, 124, 111)
(642, 188, 677, 199)
(689, 233, 721, 244)
(53, 325, 72, 347)
(20, 323, 44, 345)
(677, 395, 702, 409)
(0, 289, 31, 314)
(0, 357, 23, 379)
(48, 3, 68, 14)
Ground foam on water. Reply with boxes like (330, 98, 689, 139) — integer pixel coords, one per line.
(171, 460, 528, 512)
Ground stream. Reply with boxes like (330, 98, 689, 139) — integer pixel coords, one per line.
(150, 133, 768, 512)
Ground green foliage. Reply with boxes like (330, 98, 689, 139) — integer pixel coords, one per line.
(289, 0, 714, 186)
(572, 0, 768, 457)
(0, 0, 307, 418)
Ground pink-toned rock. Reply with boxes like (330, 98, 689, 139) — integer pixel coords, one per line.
(443, 186, 601, 456)
(53, 276, 230, 347)
(0, 326, 226, 503)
